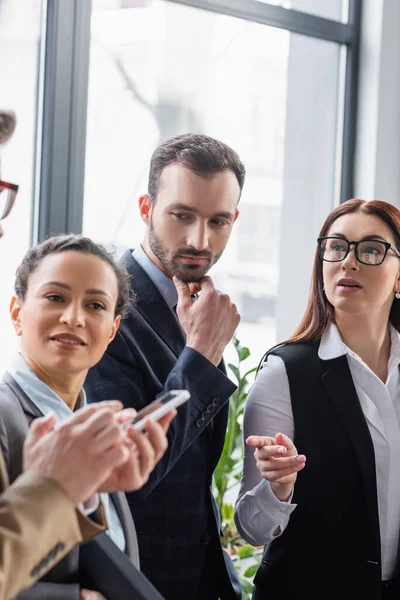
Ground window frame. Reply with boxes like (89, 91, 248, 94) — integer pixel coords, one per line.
(33, 0, 361, 241)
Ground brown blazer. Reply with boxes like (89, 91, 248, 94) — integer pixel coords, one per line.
(0, 410, 107, 600)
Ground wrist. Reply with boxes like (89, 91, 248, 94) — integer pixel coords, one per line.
(186, 343, 222, 366)
(271, 481, 294, 502)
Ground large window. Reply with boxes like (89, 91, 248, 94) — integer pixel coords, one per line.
(254, 0, 348, 22)
(83, 0, 352, 363)
(21, 0, 360, 369)
(0, 0, 44, 371)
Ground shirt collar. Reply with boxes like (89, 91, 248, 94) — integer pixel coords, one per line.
(7, 353, 85, 423)
(387, 325, 400, 376)
(318, 323, 348, 360)
(318, 322, 400, 370)
(132, 244, 178, 309)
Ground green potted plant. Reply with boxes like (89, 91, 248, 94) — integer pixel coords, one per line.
(213, 336, 261, 599)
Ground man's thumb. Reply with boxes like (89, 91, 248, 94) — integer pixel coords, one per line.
(27, 413, 57, 443)
(172, 276, 190, 304)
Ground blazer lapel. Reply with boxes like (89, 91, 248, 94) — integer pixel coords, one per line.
(4, 373, 142, 570)
(3, 372, 44, 420)
(110, 492, 140, 569)
(120, 250, 186, 358)
(322, 356, 381, 561)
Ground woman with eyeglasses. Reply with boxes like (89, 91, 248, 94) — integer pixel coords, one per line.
(234, 199, 400, 600)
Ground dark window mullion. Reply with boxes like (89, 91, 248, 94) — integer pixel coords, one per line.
(166, 0, 354, 43)
(340, 0, 362, 202)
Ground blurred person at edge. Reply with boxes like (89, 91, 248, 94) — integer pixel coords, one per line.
(235, 199, 400, 600)
(0, 111, 174, 600)
(85, 133, 244, 600)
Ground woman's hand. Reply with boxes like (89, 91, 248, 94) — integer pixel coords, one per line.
(98, 410, 176, 493)
(23, 402, 131, 504)
(80, 590, 107, 600)
(246, 432, 306, 501)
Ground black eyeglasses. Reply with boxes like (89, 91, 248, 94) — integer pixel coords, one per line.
(317, 236, 400, 266)
(0, 180, 19, 221)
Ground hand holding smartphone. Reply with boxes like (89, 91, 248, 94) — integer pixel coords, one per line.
(126, 390, 190, 430)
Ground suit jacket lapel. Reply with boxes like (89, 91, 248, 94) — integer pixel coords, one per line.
(110, 492, 140, 569)
(3, 373, 44, 420)
(5, 373, 141, 571)
(120, 250, 186, 358)
(322, 356, 381, 561)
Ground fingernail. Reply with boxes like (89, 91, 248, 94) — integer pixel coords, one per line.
(296, 455, 306, 462)
(276, 446, 286, 454)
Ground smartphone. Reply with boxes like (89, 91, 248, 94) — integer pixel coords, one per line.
(127, 389, 190, 430)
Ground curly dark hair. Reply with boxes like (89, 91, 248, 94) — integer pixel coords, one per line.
(14, 234, 133, 317)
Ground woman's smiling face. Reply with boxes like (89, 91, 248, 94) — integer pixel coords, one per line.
(322, 212, 400, 319)
(11, 250, 121, 377)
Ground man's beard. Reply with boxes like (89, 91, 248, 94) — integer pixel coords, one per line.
(148, 219, 223, 283)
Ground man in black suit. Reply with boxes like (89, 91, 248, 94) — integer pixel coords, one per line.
(85, 133, 246, 600)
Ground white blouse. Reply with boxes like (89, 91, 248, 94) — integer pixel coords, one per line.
(234, 323, 400, 580)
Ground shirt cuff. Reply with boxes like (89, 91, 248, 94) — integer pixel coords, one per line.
(234, 479, 297, 547)
(77, 494, 100, 516)
(251, 479, 296, 511)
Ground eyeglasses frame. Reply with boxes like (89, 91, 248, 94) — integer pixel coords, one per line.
(317, 236, 400, 266)
(0, 179, 19, 221)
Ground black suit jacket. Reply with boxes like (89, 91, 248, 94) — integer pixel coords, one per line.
(0, 372, 139, 600)
(252, 342, 400, 600)
(85, 251, 241, 600)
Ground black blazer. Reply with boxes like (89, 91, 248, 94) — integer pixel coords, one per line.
(252, 342, 400, 600)
(84, 251, 241, 600)
(0, 372, 139, 600)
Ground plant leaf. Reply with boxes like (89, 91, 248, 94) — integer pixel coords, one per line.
(221, 503, 234, 521)
(243, 564, 259, 578)
(228, 363, 240, 382)
(239, 346, 251, 361)
(244, 366, 258, 379)
(237, 545, 255, 558)
(239, 578, 254, 593)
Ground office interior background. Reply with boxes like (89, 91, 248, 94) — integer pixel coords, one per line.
(0, 0, 398, 374)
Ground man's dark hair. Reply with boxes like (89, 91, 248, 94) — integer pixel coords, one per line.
(148, 133, 246, 201)
(15, 234, 133, 317)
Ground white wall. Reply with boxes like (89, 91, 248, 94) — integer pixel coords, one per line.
(354, 0, 400, 206)
(276, 32, 341, 340)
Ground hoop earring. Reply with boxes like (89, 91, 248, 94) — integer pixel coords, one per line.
(395, 291, 400, 299)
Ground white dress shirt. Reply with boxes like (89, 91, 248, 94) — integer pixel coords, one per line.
(234, 323, 400, 580)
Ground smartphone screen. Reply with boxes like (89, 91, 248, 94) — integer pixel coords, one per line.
(129, 389, 190, 429)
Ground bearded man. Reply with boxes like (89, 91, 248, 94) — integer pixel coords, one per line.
(85, 133, 245, 600)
